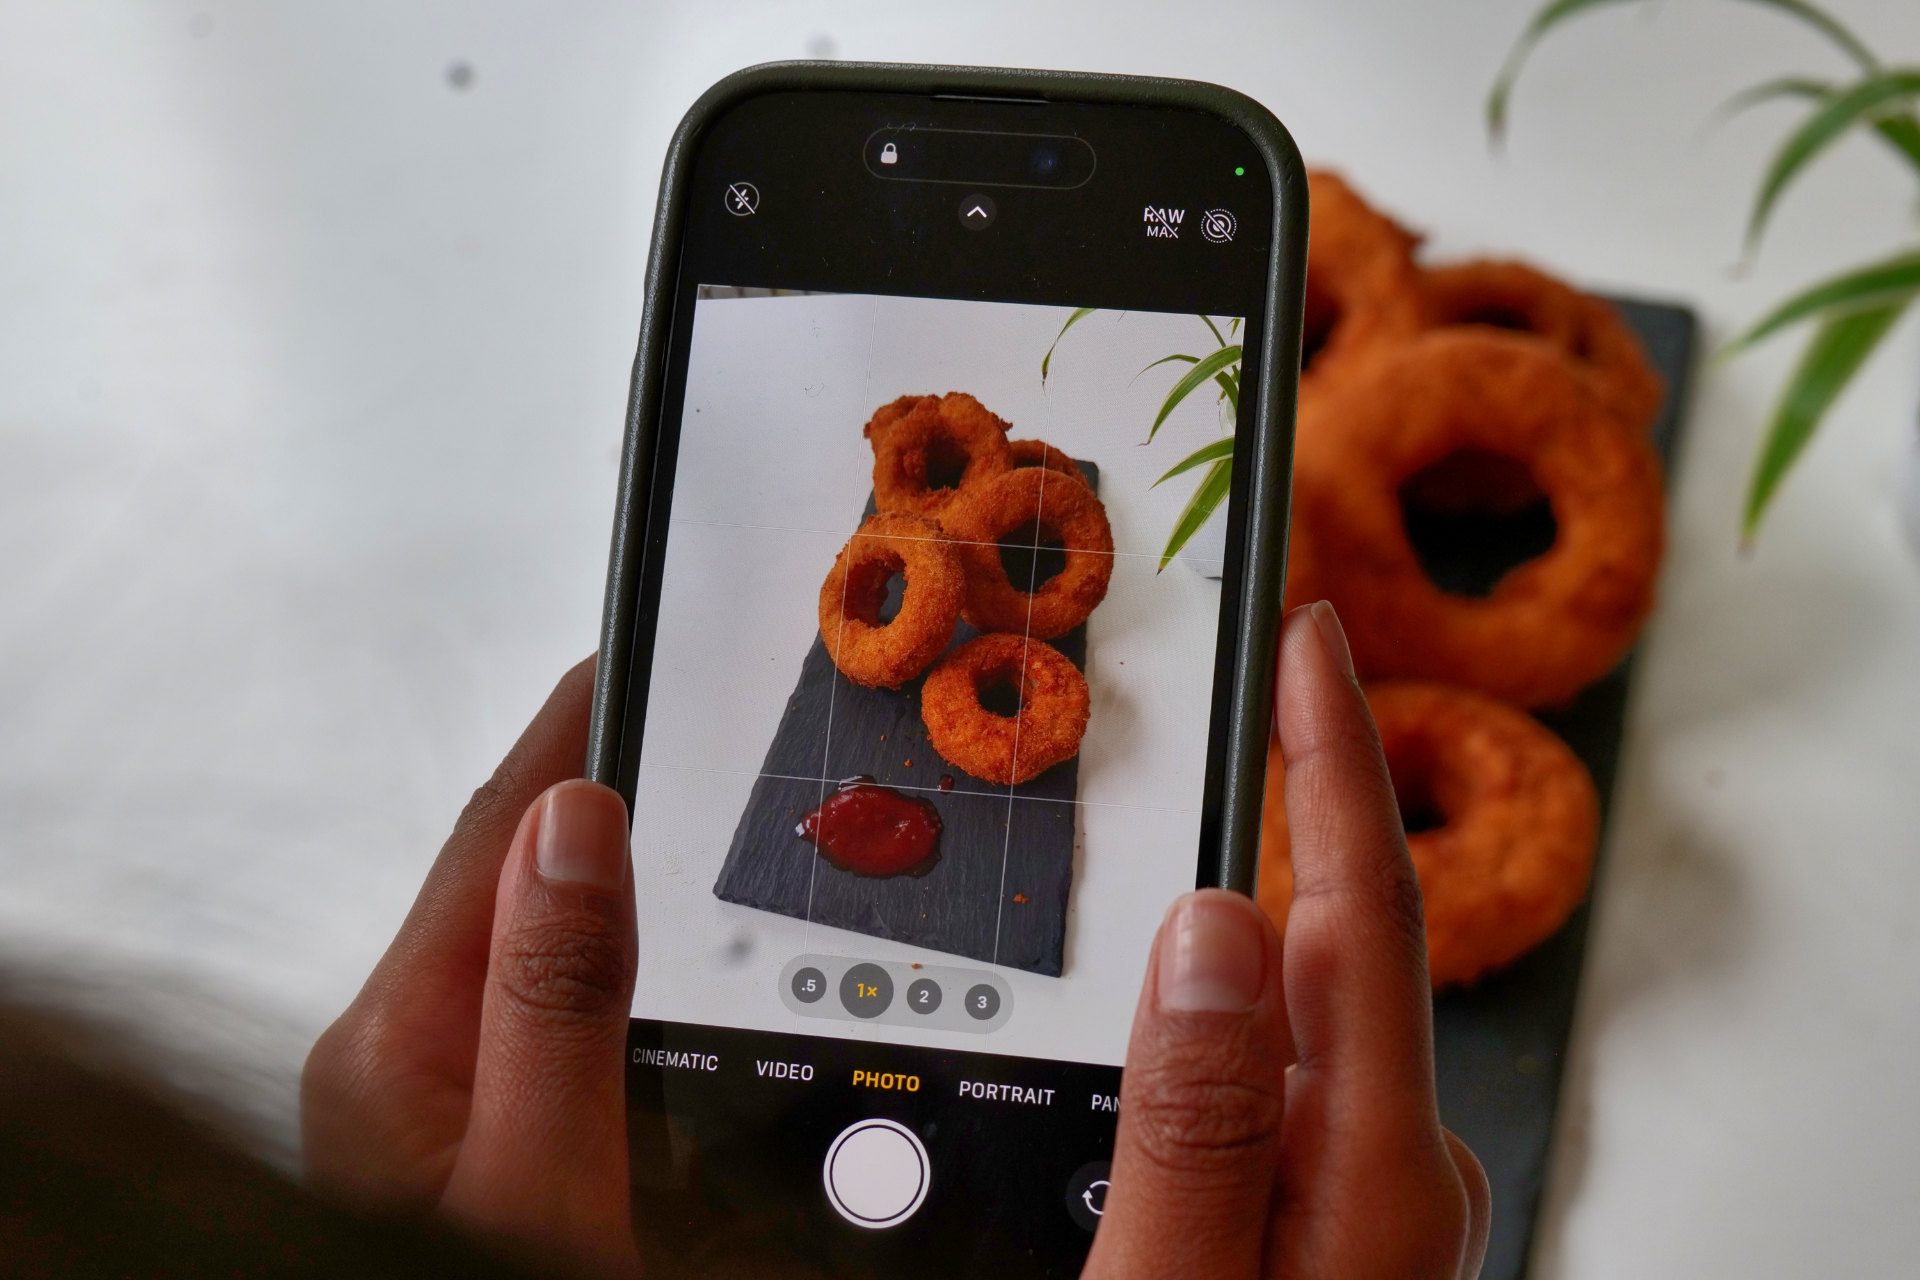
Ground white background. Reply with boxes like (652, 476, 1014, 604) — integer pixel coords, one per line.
(634, 294, 1226, 1063)
(1, 2, 1917, 1276)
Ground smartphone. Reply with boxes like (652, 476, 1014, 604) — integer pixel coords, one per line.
(588, 62, 1305, 1278)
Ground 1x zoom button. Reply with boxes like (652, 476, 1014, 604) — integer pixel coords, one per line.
(840, 963, 893, 1018)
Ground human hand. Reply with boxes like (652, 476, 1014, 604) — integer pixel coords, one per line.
(1083, 603, 1491, 1279)
(301, 658, 642, 1277)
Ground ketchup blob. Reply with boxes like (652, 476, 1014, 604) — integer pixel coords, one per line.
(796, 776, 942, 877)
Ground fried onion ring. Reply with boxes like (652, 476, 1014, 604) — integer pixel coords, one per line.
(1422, 259, 1664, 430)
(1257, 681, 1600, 989)
(938, 467, 1114, 640)
(817, 512, 963, 689)
(1007, 438, 1091, 488)
(1301, 170, 1428, 389)
(1292, 330, 1664, 707)
(921, 634, 1090, 785)
(865, 392, 1012, 517)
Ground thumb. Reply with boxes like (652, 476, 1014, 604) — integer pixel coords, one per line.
(440, 779, 639, 1276)
(1082, 890, 1291, 1280)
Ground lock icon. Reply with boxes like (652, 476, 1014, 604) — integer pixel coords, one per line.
(879, 142, 898, 165)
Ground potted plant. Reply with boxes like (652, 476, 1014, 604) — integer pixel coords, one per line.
(1043, 311, 1243, 572)
(1492, 0, 1920, 546)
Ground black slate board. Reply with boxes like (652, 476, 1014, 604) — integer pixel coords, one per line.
(1421, 298, 1697, 1280)
(713, 464, 1102, 978)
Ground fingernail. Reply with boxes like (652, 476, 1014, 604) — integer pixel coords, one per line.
(533, 780, 630, 892)
(1309, 600, 1354, 679)
(1157, 892, 1266, 1013)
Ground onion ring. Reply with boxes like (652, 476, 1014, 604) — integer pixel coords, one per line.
(1257, 681, 1600, 989)
(1007, 438, 1091, 488)
(1422, 260, 1664, 430)
(865, 392, 1012, 517)
(1301, 170, 1428, 389)
(1292, 329, 1664, 707)
(817, 512, 964, 689)
(938, 467, 1114, 641)
(921, 634, 1090, 785)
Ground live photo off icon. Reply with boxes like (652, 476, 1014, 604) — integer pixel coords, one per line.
(1201, 208, 1236, 243)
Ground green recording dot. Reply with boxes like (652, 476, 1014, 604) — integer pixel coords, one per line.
(1234, 166, 1245, 176)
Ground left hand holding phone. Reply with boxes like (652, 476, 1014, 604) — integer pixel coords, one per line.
(301, 657, 643, 1279)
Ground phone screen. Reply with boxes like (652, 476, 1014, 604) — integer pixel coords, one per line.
(613, 88, 1278, 1276)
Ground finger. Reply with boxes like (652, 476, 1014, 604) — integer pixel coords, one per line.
(441, 779, 638, 1276)
(1270, 604, 1470, 1276)
(1444, 1129, 1491, 1280)
(303, 657, 599, 1201)
(1082, 890, 1288, 1280)
(1276, 601, 1438, 1132)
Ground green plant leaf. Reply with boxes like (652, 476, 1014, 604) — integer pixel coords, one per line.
(1744, 69, 1920, 256)
(1714, 74, 1836, 123)
(1719, 248, 1920, 357)
(1200, 314, 1228, 348)
(1137, 353, 1199, 379)
(1214, 369, 1239, 412)
(1746, 0, 1879, 70)
(1488, 0, 1878, 145)
(1742, 302, 1906, 540)
(1488, 0, 1639, 145)
(1146, 344, 1242, 443)
(1152, 436, 1236, 487)
(1714, 76, 1920, 176)
(1041, 307, 1098, 383)
(1159, 457, 1233, 572)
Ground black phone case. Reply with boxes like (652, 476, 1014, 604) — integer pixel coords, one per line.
(587, 60, 1307, 897)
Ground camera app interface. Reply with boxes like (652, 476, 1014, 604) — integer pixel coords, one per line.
(634, 289, 1241, 1061)
(625, 286, 1248, 1263)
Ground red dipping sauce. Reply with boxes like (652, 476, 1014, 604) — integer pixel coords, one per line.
(796, 777, 942, 877)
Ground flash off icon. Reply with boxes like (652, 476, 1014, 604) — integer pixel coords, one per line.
(1201, 208, 1236, 243)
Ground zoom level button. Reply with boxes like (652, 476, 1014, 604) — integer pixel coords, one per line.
(840, 963, 893, 1018)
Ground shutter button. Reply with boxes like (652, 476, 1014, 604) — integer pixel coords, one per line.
(822, 1118, 930, 1229)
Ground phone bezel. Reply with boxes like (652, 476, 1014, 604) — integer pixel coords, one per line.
(587, 60, 1306, 897)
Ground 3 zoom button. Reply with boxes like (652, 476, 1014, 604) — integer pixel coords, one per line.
(840, 963, 894, 1018)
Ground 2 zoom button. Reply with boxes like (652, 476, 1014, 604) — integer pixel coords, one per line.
(839, 963, 893, 1018)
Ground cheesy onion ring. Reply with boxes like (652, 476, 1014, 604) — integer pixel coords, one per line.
(921, 634, 1090, 786)
(865, 392, 1012, 517)
(817, 513, 964, 689)
(1257, 681, 1600, 989)
(1292, 330, 1664, 707)
(939, 467, 1114, 641)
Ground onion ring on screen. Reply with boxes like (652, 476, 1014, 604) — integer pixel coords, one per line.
(865, 392, 1012, 517)
(921, 634, 1090, 785)
(1007, 438, 1091, 488)
(1291, 329, 1664, 707)
(938, 467, 1114, 641)
(1256, 681, 1600, 989)
(817, 513, 964, 689)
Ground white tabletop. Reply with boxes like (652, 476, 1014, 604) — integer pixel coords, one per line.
(2, 2, 1916, 1275)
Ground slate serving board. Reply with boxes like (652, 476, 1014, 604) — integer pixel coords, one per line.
(1418, 298, 1697, 1280)
(712, 464, 1102, 978)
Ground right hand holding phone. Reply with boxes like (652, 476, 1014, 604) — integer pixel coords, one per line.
(1083, 603, 1490, 1280)
(300, 603, 1486, 1278)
